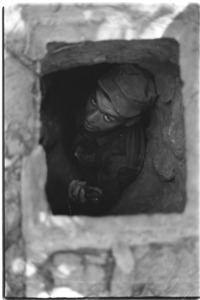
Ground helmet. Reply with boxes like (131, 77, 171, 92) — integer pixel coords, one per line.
(98, 64, 158, 118)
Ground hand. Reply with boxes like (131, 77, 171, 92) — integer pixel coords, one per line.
(68, 180, 87, 203)
(84, 186, 102, 203)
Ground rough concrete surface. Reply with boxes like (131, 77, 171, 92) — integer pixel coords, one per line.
(5, 53, 39, 297)
(163, 4, 199, 214)
(4, 3, 199, 298)
(41, 39, 179, 74)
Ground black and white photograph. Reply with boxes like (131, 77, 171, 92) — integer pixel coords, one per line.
(3, 1, 200, 298)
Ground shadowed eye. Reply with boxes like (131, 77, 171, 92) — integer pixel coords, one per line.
(91, 97, 97, 105)
(104, 114, 113, 122)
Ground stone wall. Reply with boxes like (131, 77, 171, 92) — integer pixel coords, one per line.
(4, 3, 199, 297)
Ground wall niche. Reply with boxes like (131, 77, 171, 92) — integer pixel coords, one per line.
(39, 39, 186, 216)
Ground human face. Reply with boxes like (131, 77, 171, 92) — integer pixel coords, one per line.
(83, 87, 125, 132)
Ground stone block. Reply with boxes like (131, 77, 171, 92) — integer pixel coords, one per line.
(22, 4, 86, 24)
(173, 238, 199, 277)
(21, 5, 87, 60)
(5, 171, 20, 204)
(133, 238, 199, 296)
(165, 241, 199, 296)
(53, 252, 82, 266)
(26, 273, 47, 298)
(5, 6, 27, 56)
(5, 240, 26, 297)
(112, 241, 135, 274)
(5, 273, 25, 298)
(110, 265, 133, 296)
(6, 240, 24, 273)
(52, 253, 83, 275)
(52, 253, 85, 292)
(134, 244, 177, 294)
(84, 252, 108, 265)
(51, 252, 106, 296)
(6, 134, 25, 158)
(5, 201, 21, 236)
(5, 54, 35, 130)
(83, 264, 106, 296)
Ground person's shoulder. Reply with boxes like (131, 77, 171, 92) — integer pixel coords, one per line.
(120, 122, 144, 140)
(107, 124, 143, 156)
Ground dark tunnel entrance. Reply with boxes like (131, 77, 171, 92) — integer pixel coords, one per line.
(40, 61, 186, 216)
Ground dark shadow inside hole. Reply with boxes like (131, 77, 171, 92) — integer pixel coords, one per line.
(40, 62, 186, 216)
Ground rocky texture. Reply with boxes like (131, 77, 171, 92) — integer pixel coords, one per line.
(21, 146, 197, 251)
(41, 39, 179, 75)
(4, 3, 199, 298)
(164, 5, 200, 214)
(4, 53, 40, 297)
(5, 239, 26, 297)
(5, 4, 189, 60)
(21, 238, 200, 297)
(132, 237, 199, 297)
(20, 146, 199, 297)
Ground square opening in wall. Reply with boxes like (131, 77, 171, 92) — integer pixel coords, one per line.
(39, 40, 186, 216)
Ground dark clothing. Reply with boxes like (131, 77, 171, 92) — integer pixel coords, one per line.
(73, 122, 145, 197)
(45, 115, 146, 215)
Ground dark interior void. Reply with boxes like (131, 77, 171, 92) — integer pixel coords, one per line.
(40, 62, 186, 216)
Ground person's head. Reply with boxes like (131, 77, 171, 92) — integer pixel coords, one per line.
(84, 87, 128, 132)
(83, 64, 157, 132)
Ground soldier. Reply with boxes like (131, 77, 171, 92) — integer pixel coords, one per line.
(44, 63, 158, 215)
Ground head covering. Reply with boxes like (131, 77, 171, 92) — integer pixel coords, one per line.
(98, 64, 158, 118)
